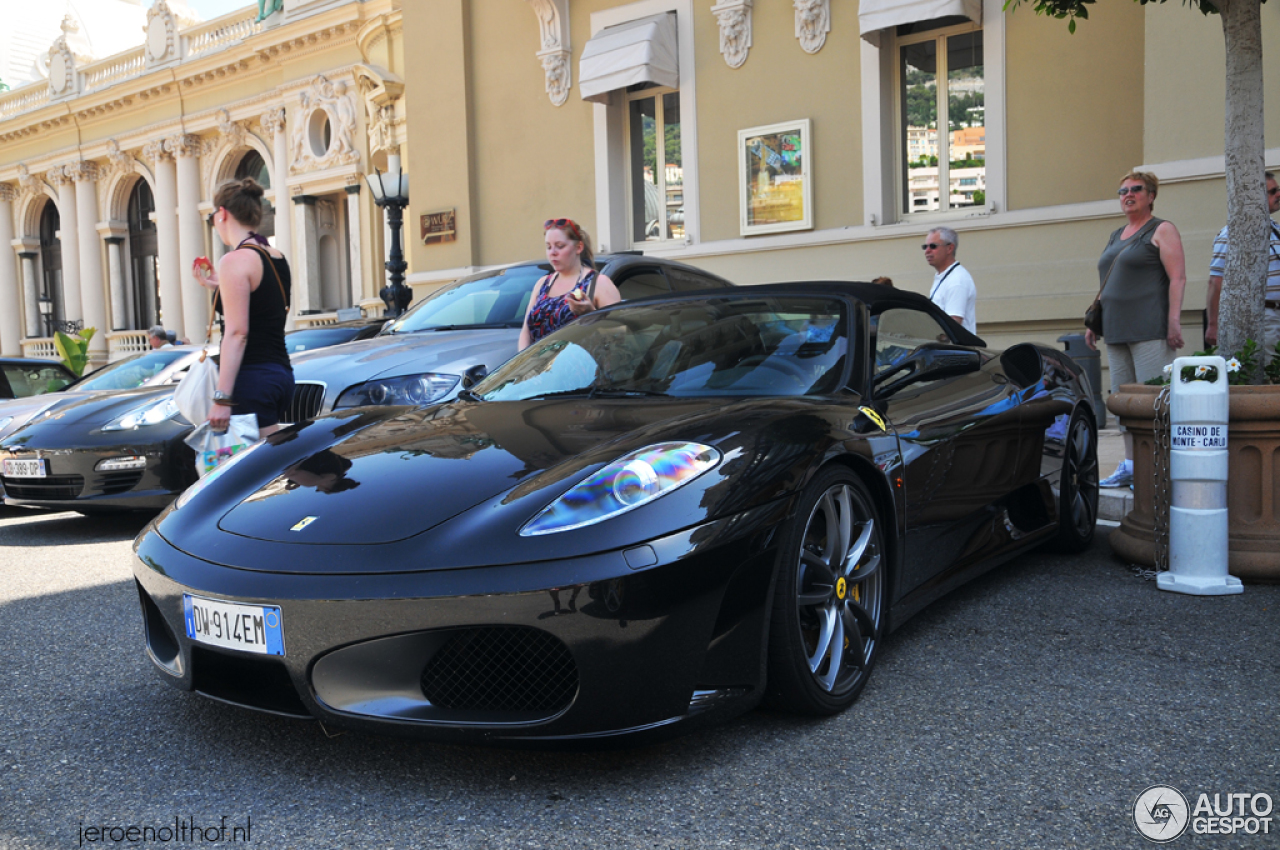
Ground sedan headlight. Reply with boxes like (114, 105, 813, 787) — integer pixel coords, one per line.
(102, 396, 181, 431)
(520, 442, 721, 536)
(333, 373, 460, 410)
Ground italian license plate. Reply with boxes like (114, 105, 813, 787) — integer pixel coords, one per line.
(3, 458, 46, 478)
(183, 594, 285, 656)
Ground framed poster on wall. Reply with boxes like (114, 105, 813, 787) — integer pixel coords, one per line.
(738, 119, 812, 236)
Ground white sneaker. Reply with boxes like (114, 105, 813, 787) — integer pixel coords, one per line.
(1099, 464, 1134, 488)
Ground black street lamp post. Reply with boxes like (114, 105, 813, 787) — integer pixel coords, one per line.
(366, 154, 412, 317)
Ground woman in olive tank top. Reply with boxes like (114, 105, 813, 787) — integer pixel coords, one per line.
(1089, 170, 1187, 488)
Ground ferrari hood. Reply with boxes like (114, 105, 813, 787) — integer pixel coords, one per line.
(214, 397, 728, 547)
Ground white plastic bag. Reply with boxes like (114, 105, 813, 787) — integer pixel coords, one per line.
(174, 351, 218, 426)
(184, 414, 260, 478)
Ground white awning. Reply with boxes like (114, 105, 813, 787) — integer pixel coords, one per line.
(859, 0, 982, 45)
(579, 12, 678, 104)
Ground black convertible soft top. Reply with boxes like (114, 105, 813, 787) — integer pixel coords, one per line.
(623, 280, 987, 349)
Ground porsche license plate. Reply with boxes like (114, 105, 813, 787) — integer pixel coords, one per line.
(183, 594, 285, 656)
(3, 458, 46, 478)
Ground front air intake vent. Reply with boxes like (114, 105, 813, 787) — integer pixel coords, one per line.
(420, 626, 578, 714)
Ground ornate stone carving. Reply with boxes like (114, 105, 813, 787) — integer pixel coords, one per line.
(17, 164, 42, 196)
(146, 1, 178, 64)
(260, 107, 286, 143)
(106, 140, 135, 176)
(355, 67, 404, 157)
(164, 134, 203, 159)
(142, 140, 172, 163)
(712, 0, 752, 69)
(66, 161, 100, 183)
(216, 108, 248, 148)
(290, 76, 360, 175)
(0, 183, 17, 204)
(526, 0, 571, 106)
(47, 166, 75, 187)
(795, 0, 830, 55)
(47, 16, 83, 96)
(317, 199, 337, 230)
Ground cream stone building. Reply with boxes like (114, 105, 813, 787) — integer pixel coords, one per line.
(0, 0, 405, 364)
(398, 0, 1278, 386)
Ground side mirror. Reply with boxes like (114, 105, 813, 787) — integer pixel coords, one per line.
(461, 364, 488, 391)
(874, 344, 982, 397)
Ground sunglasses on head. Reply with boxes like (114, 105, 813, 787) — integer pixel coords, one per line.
(544, 217, 581, 238)
(921, 242, 950, 250)
(1117, 185, 1147, 196)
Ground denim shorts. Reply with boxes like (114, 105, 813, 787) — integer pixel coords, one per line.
(231, 362, 295, 428)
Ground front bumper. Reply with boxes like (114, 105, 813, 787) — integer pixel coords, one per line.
(132, 505, 784, 745)
(1, 437, 194, 511)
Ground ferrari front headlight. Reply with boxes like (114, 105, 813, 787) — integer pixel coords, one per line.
(520, 442, 721, 536)
(333, 373, 460, 410)
(102, 396, 181, 431)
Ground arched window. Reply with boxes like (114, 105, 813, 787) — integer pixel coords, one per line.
(235, 151, 275, 240)
(38, 202, 64, 336)
(127, 179, 159, 330)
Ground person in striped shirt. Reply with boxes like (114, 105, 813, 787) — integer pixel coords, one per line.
(1205, 171, 1280, 362)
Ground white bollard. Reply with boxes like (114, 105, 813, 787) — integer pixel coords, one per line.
(1158, 355, 1242, 595)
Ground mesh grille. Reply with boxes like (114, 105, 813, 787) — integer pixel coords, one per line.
(421, 626, 578, 714)
(1, 474, 84, 499)
(288, 381, 326, 423)
(94, 470, 144, 495)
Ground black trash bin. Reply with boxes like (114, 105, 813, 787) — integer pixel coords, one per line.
(1058, 333, 1106, 431)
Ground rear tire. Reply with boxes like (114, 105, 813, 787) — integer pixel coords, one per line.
(765, 468, 885, 715)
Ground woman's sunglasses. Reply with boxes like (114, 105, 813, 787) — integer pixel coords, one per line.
(544, 217, 582, 239)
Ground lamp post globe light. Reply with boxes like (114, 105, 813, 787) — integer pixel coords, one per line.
(366, 154, 412, 317)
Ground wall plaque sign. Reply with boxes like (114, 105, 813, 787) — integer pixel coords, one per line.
(420, 209, 457, 245)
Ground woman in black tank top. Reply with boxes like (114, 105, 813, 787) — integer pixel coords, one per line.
(192, 178, 294, 435)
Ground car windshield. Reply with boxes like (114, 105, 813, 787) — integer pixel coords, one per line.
(475, 296, 850, 401)
(286, 327, 368, 352)
(382, 265, 546, 334)
(73, 349, 191, 392)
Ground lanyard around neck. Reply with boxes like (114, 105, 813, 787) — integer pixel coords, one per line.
(929, 264, 957, 301)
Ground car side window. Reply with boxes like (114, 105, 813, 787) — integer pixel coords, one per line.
(615, 270, 670, 301)
(2, 364, 73, 397)
(873, 308, 952, 374)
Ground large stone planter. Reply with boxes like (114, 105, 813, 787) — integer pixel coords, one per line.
(1107, 383, 1280, 582)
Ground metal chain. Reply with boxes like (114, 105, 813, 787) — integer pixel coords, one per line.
(1142, 385, 1173, 580)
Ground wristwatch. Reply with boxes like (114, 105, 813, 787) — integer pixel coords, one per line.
(212, 390, 237, 407)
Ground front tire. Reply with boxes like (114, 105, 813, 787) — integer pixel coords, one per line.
(765, 468, 885, 715)
(1054, 410, 1099, 553)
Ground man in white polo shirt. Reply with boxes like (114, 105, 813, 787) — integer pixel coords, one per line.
(923, 226, 977, 333)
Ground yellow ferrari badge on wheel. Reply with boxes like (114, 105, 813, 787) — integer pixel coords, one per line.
(858, 406, 887, 432)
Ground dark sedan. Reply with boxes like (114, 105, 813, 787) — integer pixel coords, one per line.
(284, 254, 733, 421)
(131, 283, 1099, 745)
(0, 357, 76, 399)
(0, 329, 368, 513)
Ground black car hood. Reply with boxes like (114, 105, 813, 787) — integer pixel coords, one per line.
(215, 397, 732, 547)
(1, 385, 179, 446)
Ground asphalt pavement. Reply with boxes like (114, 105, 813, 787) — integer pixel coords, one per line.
(0, 504, 1276, 849)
